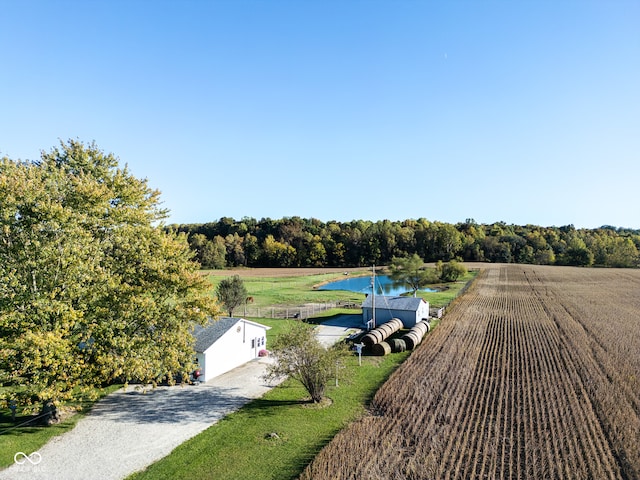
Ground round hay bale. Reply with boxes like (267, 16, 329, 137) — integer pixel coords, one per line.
(371, 341, 392, 356)
(388, 318, 403, 332)
(412, 322, 429, 336)
(362, 332, 377, 347)
(402, 331, 421, 350)
(372, 329, 384, 343)
(388, 338, 406, 353)
(378, 324, 394, 340)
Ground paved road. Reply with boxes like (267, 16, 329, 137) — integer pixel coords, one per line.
(0, 319, 361, 480)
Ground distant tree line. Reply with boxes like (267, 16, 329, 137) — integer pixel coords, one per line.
(170, 217, 640, 269)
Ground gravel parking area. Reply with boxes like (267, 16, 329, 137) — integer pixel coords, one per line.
(0, 319, 361, 480)
(0, 357, 278, 480)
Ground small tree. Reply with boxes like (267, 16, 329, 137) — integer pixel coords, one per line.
(215, 275, 248, 316)
(263, 322, 347, 403)
(437, 260, 467, 282)
(389, 254, 437, 296)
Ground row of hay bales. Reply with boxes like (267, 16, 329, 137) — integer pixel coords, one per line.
(362, 318, 430, 356)
(361, 318, 403, 347)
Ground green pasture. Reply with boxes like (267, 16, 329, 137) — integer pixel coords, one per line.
(206, 271, 368, 307)
(420, 269, 478, 308)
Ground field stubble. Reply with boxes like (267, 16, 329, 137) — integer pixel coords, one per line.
(300, 264, 640, 480)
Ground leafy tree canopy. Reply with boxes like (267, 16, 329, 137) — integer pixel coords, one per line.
(389, 254, 438, 296)
(436, 260, 468, 282)
(173, 218, 639, 269)
(215, 275, 248, 317)
(263, 322, 348, 403)
(0, 140, 218, 415)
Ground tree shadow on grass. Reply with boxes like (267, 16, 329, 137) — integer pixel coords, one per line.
(239, 396, 314, 420)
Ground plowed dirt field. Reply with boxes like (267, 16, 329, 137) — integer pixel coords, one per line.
(300, 264, 640, 480)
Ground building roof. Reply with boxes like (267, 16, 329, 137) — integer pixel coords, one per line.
(193, 317, 269, 352)
(361, 295, 426, 311)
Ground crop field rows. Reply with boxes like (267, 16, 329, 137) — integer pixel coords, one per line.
(300, 265, 640, 479)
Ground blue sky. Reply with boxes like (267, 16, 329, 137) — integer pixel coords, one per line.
(1, 1, 639, 229)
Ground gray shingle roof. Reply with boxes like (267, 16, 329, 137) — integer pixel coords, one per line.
(193, 317, 270, 352)
(361, 295, 425, 311)
(193, 317, 239, 352)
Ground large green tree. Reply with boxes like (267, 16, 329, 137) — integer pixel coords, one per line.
(0, 140, 217, 417)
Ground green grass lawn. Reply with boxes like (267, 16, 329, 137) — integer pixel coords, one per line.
(128, 347, 410, 480)
(207, 272, 368, 308)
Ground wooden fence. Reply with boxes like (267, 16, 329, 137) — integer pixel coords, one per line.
(239, 301, 359, 319)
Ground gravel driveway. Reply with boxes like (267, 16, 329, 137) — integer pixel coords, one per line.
(0, 357, 278, 480)
(0, 319, 361, 480)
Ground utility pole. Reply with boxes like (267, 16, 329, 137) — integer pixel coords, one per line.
(371, 264, 376, 329)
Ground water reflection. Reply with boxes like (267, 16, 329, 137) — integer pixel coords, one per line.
(318, 275, 437, 296)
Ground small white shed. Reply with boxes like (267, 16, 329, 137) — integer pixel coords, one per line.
(193, 317, 270, 382)
(361, 295, 429, 329)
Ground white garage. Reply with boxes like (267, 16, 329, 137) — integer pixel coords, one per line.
(193, 317, 270, 382)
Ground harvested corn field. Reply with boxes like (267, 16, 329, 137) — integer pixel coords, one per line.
(301, 264, 640, 480)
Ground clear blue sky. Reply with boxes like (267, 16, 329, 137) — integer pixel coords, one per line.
(2, 1, 639, 229)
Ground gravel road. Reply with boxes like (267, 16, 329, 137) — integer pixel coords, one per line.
(0, 319, 361, 480)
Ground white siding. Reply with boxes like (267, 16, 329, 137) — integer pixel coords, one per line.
(201, 320, 268, 382)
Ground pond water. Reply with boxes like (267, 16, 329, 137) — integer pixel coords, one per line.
(318, 275, 437, 296)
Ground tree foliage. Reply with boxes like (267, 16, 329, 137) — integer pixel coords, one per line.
(0, 140, 218, 414)
(263, 322, 347, 403)
(173, 217, 639, 269)
(436, 260, 468, 282)
(215, 275, 248, 317)
(388, 254, 438, 296)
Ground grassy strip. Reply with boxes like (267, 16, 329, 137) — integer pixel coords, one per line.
(207, 272, 367, 308)
(207, 269, 478, 310)
(128, 349, 410, 480)
(0, 384, 121, 468)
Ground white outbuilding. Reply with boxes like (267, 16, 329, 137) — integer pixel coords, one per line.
(361, 295, 430, 329)
(193, 317, 270, 382)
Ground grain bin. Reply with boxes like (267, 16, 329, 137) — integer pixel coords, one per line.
(371, 341, 392, 356)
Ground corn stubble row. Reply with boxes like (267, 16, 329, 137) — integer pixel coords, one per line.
(300, 265, 640, 479)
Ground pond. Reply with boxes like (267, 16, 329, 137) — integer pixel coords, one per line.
(318, 274, 438, 296)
